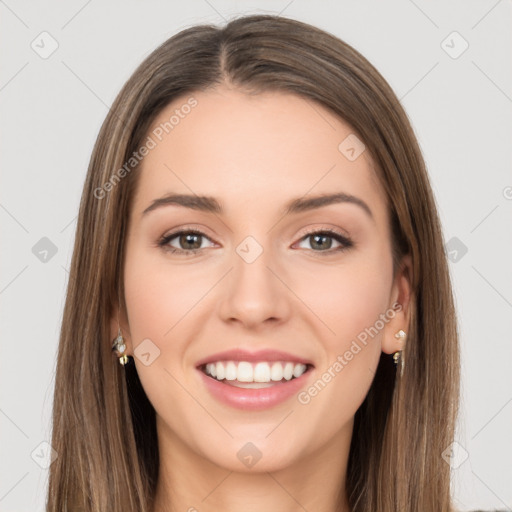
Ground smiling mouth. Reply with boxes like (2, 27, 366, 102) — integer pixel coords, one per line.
(199, 360, 313, 389)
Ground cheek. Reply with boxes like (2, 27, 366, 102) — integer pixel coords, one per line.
(122, 248, 199, 406)
(123, 246, 207, 348)
(291, 257, 392, 441)
(296, 253, 393, 352)
(123, 247, 204, 419)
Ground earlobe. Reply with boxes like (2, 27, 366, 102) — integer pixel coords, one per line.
(112, 326, 130, 366)
(382, 255, 413, 356)
(381, 308, 409, 356)
(109, 303, 132, 355)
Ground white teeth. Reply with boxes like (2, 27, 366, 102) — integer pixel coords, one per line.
(203, 361, 308, 383)
(283, 362, 294, 380)
(270, 362, 284, 381)
(254, 362, 271, 382)
(225, 361, 237, 381)
(215, 361, 225, 380)
(237, 362, 253, 382)
(206, 363, 216, 377)
(293, 363, 306, 378)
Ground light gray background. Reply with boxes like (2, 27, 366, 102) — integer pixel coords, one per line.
(1, 1, 511, 510)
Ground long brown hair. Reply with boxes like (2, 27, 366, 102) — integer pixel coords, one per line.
(47, 14, 460, 512)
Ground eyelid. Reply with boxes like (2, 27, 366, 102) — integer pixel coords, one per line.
(157, 226, 217, 253)
(292, 225, 353, 251)
(296, 224, 351, 241)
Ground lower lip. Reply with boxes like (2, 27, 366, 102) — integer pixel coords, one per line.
(198, 368, 313, 410)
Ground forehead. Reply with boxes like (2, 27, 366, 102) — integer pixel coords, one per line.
(131, 86, 386, 221)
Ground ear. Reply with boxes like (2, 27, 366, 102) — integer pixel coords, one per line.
(110, 302, 133, 355)
(382, 254, 413, 355)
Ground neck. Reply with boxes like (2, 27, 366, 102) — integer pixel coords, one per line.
(151, 417, 353, 512)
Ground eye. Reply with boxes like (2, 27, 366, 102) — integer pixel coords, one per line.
(157, 227, 354, 256)
(158, 229, 215, 255)
(295, 229, 353, 253)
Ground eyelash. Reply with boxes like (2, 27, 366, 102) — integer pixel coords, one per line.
(157, 227, 354, 256)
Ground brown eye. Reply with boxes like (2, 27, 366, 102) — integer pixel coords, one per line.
(158, 229, 215, 255)
(177, 233, 203, 250)
(309, 233, 334, 250)
(296, 230, 353, 253)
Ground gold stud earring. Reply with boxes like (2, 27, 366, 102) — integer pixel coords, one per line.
(394, 329, 406, 340)
(112, 327, 129, 366)
(393, 329, 406, 376)
(112, 289, 130, 366)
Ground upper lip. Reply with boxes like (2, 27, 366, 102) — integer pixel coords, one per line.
(195, 349, 314, 368)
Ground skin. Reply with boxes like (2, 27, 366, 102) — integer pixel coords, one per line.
(111, 85, 412, 512)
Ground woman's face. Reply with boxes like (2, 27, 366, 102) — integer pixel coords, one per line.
(115, 86, 410, 473)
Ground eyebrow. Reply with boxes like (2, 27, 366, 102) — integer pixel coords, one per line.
(141, 192, 373, 220)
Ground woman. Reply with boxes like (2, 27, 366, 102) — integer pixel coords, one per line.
(47, 14, 460, 512)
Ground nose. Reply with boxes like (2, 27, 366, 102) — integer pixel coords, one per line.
(217, 241, 292, 330)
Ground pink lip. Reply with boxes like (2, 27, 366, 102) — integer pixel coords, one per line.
(195, 348, 314, 367)
(197, 367, 313, 410)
